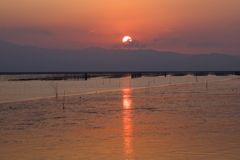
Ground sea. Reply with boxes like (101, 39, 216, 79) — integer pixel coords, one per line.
(1, 72, 240, 160)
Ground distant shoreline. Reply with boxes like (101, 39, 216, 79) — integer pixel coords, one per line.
(1, 71, 240, 75)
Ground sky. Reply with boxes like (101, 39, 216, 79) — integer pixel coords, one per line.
(1, 0, 240, 55)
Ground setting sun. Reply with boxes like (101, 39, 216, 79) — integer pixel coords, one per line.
(122, 36, 132, 44)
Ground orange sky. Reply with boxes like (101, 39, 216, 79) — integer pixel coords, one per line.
(1, 0, 240, 55)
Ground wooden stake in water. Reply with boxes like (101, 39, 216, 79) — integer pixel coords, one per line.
(130, 79, 132, 89)
(63, 90, 65, 109)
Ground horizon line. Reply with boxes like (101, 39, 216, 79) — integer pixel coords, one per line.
(1, 71, 240, 75)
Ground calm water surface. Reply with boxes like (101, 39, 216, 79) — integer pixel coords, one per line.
(0, 74, 239, 160)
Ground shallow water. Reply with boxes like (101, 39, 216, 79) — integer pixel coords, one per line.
(0, 75, 234, 103)
(0, 77, 240, 159)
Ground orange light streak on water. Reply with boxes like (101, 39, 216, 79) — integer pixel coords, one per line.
(122, 88, 134, 157)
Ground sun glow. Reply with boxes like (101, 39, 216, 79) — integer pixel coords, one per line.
(122, 88, 133, 156)
(122, 36, 132, 44)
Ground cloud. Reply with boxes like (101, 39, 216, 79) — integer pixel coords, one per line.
(88, 30, 96, 34)
(113, 31, 121, 36)
(112, 40, 147, 49)
(162, 28, 173, 32)
(123, 40, 147, 48)
(187, 41, 215, 47)
(152, 38, 180, 47)
(1, 28, 7, 32)
(0, 28, 52, 36)
(35, 30, 52, 35)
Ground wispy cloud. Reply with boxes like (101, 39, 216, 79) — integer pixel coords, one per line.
(162, 28, 173, 32)
(152, 38, 180, 47)
(187, 41, 215, 47)
(35, 30, 52, 35)
(126, 40, 147, 48)
(88, 30, 96, 34)
(0, 28, 52, 36)
(112, 40, 147, 49)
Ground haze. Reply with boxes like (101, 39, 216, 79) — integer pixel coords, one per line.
(1, 0, 240, 55)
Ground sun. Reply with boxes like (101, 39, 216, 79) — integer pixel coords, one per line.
(122, 36, 132, 44)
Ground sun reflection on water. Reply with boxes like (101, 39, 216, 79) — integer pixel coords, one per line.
(122, 88, 134, 157)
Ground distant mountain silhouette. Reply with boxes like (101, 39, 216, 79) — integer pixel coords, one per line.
(1, 40, 240, 72)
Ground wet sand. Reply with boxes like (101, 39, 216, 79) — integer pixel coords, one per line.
(0, 78, 240, 160)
